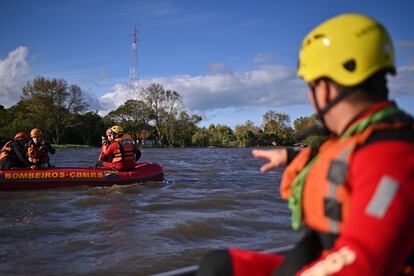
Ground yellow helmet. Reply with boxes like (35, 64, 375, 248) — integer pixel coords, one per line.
(30, 128, 43, 138)
(298, 13, 395, 86)
(111, 125, 124, 135)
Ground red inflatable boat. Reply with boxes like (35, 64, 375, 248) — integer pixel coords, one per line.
(0, 162, 164, 191)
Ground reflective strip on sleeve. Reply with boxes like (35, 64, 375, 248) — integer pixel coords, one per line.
(365, 176, 399, 219)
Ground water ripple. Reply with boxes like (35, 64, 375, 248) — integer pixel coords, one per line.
(0, 148, 295, 275)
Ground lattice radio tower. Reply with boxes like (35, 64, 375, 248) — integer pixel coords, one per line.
(129, 26, 140, 98)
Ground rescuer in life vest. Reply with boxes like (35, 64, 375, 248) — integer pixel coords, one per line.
(96, 125, 141, 171)
(0, 132, 32, 170)
(196, 14, 414, 276)
(98, 128, 115, 160)
(26, 128, 56, 169)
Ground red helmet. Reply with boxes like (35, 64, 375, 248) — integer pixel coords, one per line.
(14, 132, 28, 140)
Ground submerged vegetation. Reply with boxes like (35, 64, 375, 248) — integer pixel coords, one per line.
(0, 76, 326, 148)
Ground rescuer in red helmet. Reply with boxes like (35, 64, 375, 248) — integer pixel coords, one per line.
(0, 132, 32, 170)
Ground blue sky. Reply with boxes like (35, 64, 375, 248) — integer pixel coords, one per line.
(1, 0, 413, 128)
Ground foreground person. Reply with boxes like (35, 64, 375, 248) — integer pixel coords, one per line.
(96, 125, 141, 171)
(26, 128, 55, 169)
(197, 14, 414, 275)
(0, 132, 32, 170)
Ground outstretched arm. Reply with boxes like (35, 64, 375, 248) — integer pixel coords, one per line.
(251, 148, 289, 172)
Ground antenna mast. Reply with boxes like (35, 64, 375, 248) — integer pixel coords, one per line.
(129, 26, 140, 97)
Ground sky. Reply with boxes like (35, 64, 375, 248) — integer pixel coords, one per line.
(1, 0, 414, 128)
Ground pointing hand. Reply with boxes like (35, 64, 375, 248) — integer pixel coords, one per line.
(252, 148, 288, 173)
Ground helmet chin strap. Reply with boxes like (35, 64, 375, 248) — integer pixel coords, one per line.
(310, 85, 355, 135)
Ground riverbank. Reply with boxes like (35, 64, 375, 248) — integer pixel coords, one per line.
(52, 144, 93, 149)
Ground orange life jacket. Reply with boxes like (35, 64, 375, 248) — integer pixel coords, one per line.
(281, 121, 412, 234)
(0, 140, 13, 161)
(112, 138, 136, 163)
(27, 140, 50, 164)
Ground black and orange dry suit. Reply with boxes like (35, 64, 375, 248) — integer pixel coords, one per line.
(0, 140, 31, 170)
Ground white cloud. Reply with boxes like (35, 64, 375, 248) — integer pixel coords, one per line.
(0, 47, 30, 107)
(252, 52, 275, 64)
(99, 83, 131, 112)
(114, 1, 181, 18)
(150, 65, 308, 113)
(389, 65, 414, 97)
(207, 62, 233, 75)
(99, 63, 414, 116)
(395, 40, 414, 48)
(228, 56, 241, 61)
(99, 65, 307, 114)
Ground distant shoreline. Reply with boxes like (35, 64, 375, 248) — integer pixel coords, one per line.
(52, 144, 92, 149)
(51, 144, 299, 149)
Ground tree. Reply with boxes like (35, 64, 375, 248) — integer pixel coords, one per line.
(171, 112, 202, 147)
(262, 111, 294, 146)
(234, 120, 262, 147)
(192, 128, 210, 147)
(0, 100, 45, 144)
(302, 134, 326, 148)
(104, 99, 153, 140)
(140, 83, 188, 147)
(207, 124, 236, 147)
(293, 115, 317, 133)
(140, 83, 166, 143)
(101, 83, 203, 147)
(0, 105, 16, 144)
(21, 76, 88, 144)
(63, 112, 106, 146)
(293, 114, 327, 145)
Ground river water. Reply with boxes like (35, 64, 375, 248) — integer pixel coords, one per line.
(0, 148, 297, 275)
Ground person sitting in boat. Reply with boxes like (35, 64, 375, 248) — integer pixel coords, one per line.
(26, 128, 56, 169)
(96, 125, 141, 171)
(0, 132, 32, 170)
(98, 128, 115, 160)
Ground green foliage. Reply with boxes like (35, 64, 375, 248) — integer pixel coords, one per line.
(262, 110, 295, 146)
(207, 124, 235, 147)
(234, 120, 262, 147)
(0, 76, 93, 145)
(302, 135, 326, 148)
(294, 115, 317, 133)
(20, 76, 88, 144)
(192, 128, 210, 147)
(104, 99, 152, 141)
(63, 112, 106, 146)
(172, 112, 202, 147)
(293, 114, 327, 146)
(149, 85, 200, 146)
